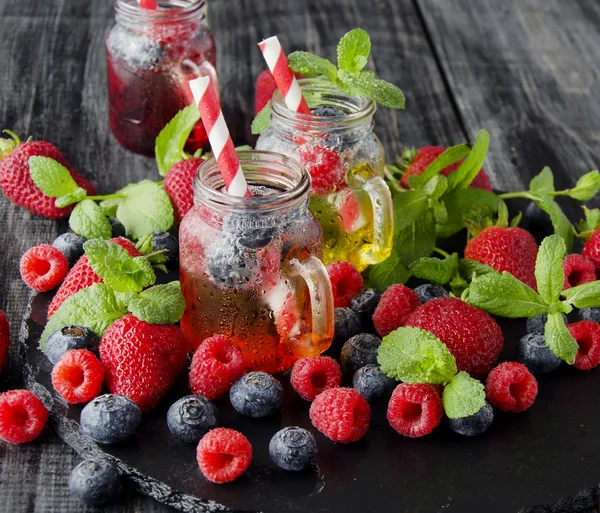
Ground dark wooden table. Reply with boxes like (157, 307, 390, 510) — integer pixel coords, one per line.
(1, 0, 600, 511)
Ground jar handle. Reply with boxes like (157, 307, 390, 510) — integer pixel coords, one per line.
(286, 256, 334, 355)
(347, 164, 394, 267)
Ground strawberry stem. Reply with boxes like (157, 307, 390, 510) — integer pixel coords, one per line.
(86, 193, 126, 201)
(433, 247, 450, 258)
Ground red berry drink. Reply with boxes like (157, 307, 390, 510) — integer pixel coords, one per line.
(106, 0, 216, 156)
(179, 151, 334, 373)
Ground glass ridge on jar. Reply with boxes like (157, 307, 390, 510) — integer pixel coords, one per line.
(106, 0, 216, 156)
(256, 78, 393, 271)
(179, 150, 334, 374)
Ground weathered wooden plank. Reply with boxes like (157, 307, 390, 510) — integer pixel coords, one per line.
(416, 0, 600, 198)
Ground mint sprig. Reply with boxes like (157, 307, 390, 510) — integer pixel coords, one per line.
(69, 199, 112, 240)
(378, 327, 457, 384)
(442, 372, 486, 419)
(125, 282, 185, 324)
(155, 105, 200, 177)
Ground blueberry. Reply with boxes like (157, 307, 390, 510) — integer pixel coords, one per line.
(223, 214, 276, 249)
(167, 395, 217, 443)
(206, 237, 257, 289)
(230, 372, 284, 418)
(45, 326, 100, 365)
(524, 202, 553, 236)
(269, 427, 317, 471)
(237, 227, 276, 250)
(311, 106, 344, 117)
(352, 364, 395, 402)
(340, 333, 382, 375)
(350, 288, 381, 317)
(68, 458, 122, 505)
(578, 307, 600, 324)
(80, 394, 141, 444)
(413, 284, 449, 305)
(52, 233, 85, 266)
(526, 313, 568, 334)
(448, 402, 494, 437)
(109, 217, 126, 238)
(333, 307, 362, 346)
(517, 333, 562, 374)
(150, 232, 179, 266)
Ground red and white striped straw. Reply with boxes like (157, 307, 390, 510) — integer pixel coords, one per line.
(258, 36, 311, 115)
(138, 0, 158, 9)
(189, 76, 251, 197)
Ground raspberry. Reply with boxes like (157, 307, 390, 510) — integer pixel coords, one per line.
(372, 284, 421, 337)
(582, 229, 600, 269)
(567, 321, 600, 371)
(51, 350, 104, 404)
(309, 388, 371, 443)
(326, 261, 363, 308)
(0, 390, 48, 444)
(196, 428, 252, 483)
(189, 335, 245, 400)
(298, 145, 346, 195)
(485, 362, 538, 412)
(386, 383, 443, 438)
(562, 254, 597, 290)
(19, 244, 69, 292)
(290, 356, 342, 401)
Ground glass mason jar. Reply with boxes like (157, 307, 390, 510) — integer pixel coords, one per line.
(106, 0, 216, 156)
(179, 150, 334, 374)
(256, 78, 393, 272)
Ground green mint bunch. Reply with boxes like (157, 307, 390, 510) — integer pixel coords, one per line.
(29, 157, 174, 241)
(464, 234, 600, 363)
(40, 238, 185, 350)
(378, 327, 486, 419)
(252, 28, 405, 134)
(369, 129, 500, 290)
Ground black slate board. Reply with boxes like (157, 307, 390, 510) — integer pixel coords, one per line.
(17, 202, 600, 513)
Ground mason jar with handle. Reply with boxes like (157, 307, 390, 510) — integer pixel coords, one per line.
(256, 78, 394, 272)
(179, 150, 334, 374)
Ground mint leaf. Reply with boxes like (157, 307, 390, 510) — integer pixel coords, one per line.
(369, 251, 411, 291)
(529, 167, 555, 194)
(535, 235, 566, 305)
(436, 187, 499, 239)
(115, 180, 174, 239)
(251, 101, 272, 135)
(533, 194, 573, 252)
(544, 312, 578, 364)
(155, 105, 200, 177)
(422, 174, 449, 201)
(562, 281, 600, 309)
(126, 282, 185, 324)
(378, 327, 457, 384)
(55, 187, 88, 208)
(459, 259, 497, 280)
(29, 156, 81, 198)
(83, 239, 156, 293)
(567, 170, 600, 201)
(396, 210, 436, 268)
(69, 199, 112, 240)
(409, 144, 470, 189)
(40, 283, 128, 350)
(576, 207, 600, 240)
(392, 190, 429, 231)
(337, 28, 371, 72)
(442, 372, 486, 419)
(409, 253, 458, 285)
(288, 51, 337, 81)
(447, 129, 490, 190)
(466, 272, 548, 317)
(337, 69, 405, 109)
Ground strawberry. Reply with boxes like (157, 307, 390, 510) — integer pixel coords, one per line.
(48, 238, 140, 318)
(255, 69, 278, 115)
(0, 310, 9, 373)
(582, 229, 600, 270)
(405, 297, 504, 378)
(464, 226, 538, 289)
(0, 132, 96, 219)
(99, 314, 190, 412)
(164, 157, 205, 225)
(399, 146, 492, 191)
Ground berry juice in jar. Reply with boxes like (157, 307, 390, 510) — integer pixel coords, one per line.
(256, 79, 394, 271)
(179, 151, 334, 374)
(106, 0, 216, 156)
